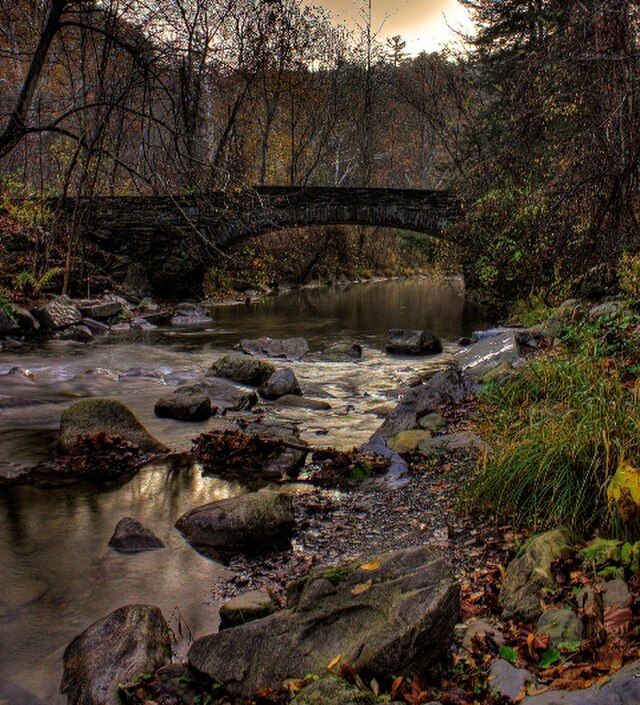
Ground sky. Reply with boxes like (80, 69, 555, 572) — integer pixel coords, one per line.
(311, 0, 474, 56)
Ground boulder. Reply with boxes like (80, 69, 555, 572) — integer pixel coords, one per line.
(59, 398, 167, 455)
(238, 337, 309, 360)
(219, 590, 276, 629)
(537, 608, 583, 647)
(499, 528, 578, 622)
(188, 545, 459, 699)
(32, 295, 82, 331)
(455, 330, 521, 380)
(175, 489, 295, 558)
(521, 659, 640, 704)
(0, 308, 19, 336)
(60, 604, 171, 705)
(258, 369, 302, 399)
(78, 300, 124, 320)
(108, 517, 165, 553)
(154, 385, 212, 421)
(376, 367, 477, 440)
(199, 378, 257, 411)
(11, 305, 40, 333)
(386, 328, 442, 355)
(275, 395, 332, 411)
(207, 353, 275, 386)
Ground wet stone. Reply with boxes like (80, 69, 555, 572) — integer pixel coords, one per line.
(108, 517, 165, 553)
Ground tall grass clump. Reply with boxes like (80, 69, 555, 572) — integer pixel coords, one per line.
(469, 322, 640, 537)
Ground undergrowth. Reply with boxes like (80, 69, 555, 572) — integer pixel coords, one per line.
(468, 304, 640, 538)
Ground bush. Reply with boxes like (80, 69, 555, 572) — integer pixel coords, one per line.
(468, 315, 640, 537)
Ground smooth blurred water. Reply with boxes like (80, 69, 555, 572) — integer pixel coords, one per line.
(0, 276, 491, 704)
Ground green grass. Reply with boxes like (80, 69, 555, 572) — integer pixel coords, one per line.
(468, 313, 640, 537)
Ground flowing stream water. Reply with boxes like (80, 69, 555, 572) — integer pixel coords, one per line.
(0, 276, 491, 704)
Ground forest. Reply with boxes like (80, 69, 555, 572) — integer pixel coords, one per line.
(1, 0, 637, 308)
(3, 3, 640, 705)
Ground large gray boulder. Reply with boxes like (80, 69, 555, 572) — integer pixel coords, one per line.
(376, 367, 477, 440)
(207, 353, 275, 386)
(521, 659, 640, 704)
(258, 369, 302, 399)
(59, 398, 167, 454)
(60, 604, 171, 705)
(455, 330, 521, 380)
(154, 385, 212, 421)
(386, 328, 442, 355)
(32, 295, 82, 331)
(188, 545, 459, 698)
(175, 489, 295, 558)
(499, 528, 578, 622)
(238, 337, 309, 360)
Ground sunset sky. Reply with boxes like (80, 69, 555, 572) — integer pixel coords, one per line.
(311, 0, 473, 55)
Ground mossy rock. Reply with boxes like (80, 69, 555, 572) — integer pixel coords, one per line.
(59, 398, 166, 454)
(499, 528, 579, 622)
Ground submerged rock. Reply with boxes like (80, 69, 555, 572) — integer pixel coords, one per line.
(308, 342, 363, 362)
(154, 385, 212, 421)
(386, 328, 442, 355)
(275, 395, 332, 411)
(207, 353, 275, 386)
(59, 398, 166, 455)
(175, 489, 295, 558)
(258, 368, 302, 399)
(188, 545, 459, 699)
(108, 517, 165, 553)
(238, 336, 309, 360)
(60, 604, 171, 705)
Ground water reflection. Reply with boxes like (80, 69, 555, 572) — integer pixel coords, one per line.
(0, 464, 240, 704)
(0, 277, 492, 704)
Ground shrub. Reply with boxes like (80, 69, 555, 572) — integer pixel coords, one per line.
(468, 318, 640, 537)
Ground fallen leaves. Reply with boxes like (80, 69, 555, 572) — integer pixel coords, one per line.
(351, 579, 372, 596)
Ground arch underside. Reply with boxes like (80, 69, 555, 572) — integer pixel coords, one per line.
(205, 207, 453, 248)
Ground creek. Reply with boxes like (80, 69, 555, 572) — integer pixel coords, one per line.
(0, 276, 491, 704)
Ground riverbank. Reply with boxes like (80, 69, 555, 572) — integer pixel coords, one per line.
(113, 296, 640, 705)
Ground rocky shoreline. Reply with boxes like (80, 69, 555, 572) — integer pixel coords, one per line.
(5, 296, 640, 704)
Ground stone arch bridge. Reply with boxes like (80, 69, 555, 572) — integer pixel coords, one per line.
(69, 186, 460, 296)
